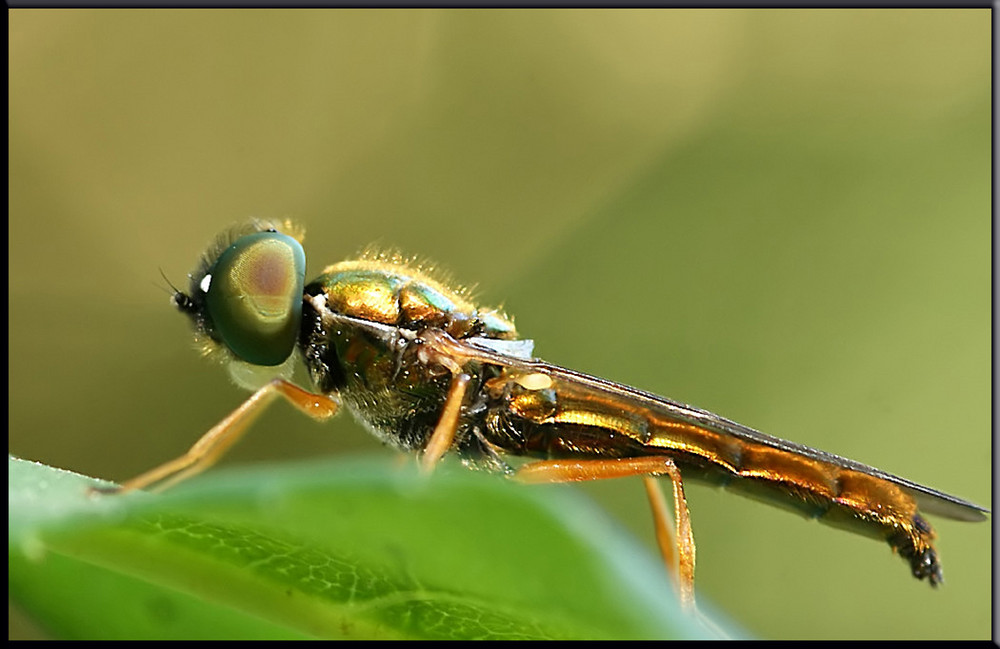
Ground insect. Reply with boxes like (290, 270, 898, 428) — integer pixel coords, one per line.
(109, 219, 988, 610)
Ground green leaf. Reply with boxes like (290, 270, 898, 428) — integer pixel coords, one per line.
(9, 455, 728, 639)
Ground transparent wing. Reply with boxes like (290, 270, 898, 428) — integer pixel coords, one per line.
(459, 336, 989, 523)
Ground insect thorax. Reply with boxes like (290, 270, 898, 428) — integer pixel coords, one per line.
(299, 264, 516, 462)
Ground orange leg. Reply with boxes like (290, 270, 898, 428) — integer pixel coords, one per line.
(419, 372, 471, 473)
(99, 379, 339, 494)
(515, 456, 697, 611)
(644, 474, 695, 610)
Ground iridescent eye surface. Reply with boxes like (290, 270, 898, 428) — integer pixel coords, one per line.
(203, 231, 306, 366)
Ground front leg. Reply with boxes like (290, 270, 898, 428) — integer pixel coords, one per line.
(97, 379, 339, 494)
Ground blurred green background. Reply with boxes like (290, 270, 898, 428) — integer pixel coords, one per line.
(9, 9, 990, 640)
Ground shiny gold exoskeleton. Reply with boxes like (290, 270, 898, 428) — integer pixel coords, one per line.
(110, 220, 989, 611)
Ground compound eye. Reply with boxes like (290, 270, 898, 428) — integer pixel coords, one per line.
(204, 231, 306, 366)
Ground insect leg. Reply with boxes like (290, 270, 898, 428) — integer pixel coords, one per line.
(100, 379, 339, 494)
(643, 473, 695, 610)
(515, 456, 697, 611)
(420, 372, 471, 473)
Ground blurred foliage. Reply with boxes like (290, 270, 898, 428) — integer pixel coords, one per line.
(10, 456, 720, 639)
(9, 9, 990, 640)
